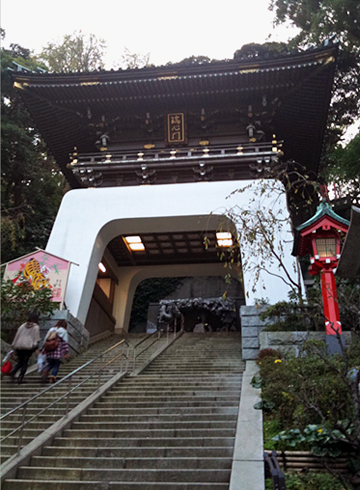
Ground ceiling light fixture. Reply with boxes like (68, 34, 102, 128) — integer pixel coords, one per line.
(216, 232, 233, 247)
(98, 262, 106, 273)
(125, 236, 142, 243)
(128, 243, 145, 251)
(124, 236, 145, 252)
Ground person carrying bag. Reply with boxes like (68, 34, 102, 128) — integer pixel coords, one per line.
(10, 312, 40, 384)
(42, 320, 69, 383)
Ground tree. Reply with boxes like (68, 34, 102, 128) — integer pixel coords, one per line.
(118, 47, 151, 70)
(233, 41, 292, 60)
(324, 132, 360, 200)
(269, 0, 360, 136)
(38, 31, 107, 72)
(1, 42, 67, 263)
(220, 163, 320, 303)
(1, 279, 57, 343)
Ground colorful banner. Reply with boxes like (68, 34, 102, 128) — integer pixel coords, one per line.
(3, 250, 70, 305)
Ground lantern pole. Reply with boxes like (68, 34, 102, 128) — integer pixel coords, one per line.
(294, 199, 349, 356)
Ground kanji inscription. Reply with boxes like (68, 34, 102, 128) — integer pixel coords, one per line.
(167, 113, 186, 144)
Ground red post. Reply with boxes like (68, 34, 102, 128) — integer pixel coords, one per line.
(320, 269, 342, 335)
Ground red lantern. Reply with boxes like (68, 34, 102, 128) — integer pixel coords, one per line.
(293, 199, 349, 351)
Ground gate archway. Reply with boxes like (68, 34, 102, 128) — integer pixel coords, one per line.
(46, 180, 297, 336)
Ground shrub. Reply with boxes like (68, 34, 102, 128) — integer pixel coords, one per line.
(1, 279, 57, 343)
(257, 347, 282, 364)
(260, 298, 323, 332)
(284, 472, 345, 490)
(258, 338, 360, 488)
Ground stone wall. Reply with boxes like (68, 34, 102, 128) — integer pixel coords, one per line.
(240, 305, 269, 360)
(241, 305, 353, 360)
(260, 331, 353, 356)
(40, 310, 89, 358)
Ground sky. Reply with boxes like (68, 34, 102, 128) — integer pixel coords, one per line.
(2, 0, 358, 140)
(1, 0, 297, 68)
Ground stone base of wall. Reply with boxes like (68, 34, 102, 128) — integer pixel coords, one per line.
(260, 331, 352, 356)
(40, 310, 89, 358)
(241, 305, 353, 360)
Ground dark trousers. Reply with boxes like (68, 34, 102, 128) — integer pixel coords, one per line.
(11, 349, 34, 380)
(46, 358, 61, 377)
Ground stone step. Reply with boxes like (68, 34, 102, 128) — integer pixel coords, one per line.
(2, 410, 238, 423)
(114, 378, 242, 384)
(52, 437, 235, 448)
(1, 428, 46, 439)
(71, 420, 236, 430)
(2, 332, 243, 489)
(125, 374, 243, 379)
(105, 389, 241, 396)
(141, 369, 243, 373)
(17, 466, 231, 482)
(149, 361, 241, 364)
(1, 392, 99, 407)
(31, 455, 233, 469)
(87, 406, 239, 415)
(3, 479, 229, 489)
(99, 394, 241, 401)
(42, 445, 234, 458)
(1, 401, 88, 411)
(2, 405, 238, 418)
(93, 400, 239, 408)
(61, 428, 236, 438)
(2, 420, 57, 430)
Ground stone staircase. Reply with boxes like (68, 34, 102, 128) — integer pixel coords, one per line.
(0, 332, 168, 463)
(2, 331, 244, 489)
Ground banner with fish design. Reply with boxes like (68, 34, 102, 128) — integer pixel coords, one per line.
(3, 250, 71, 307)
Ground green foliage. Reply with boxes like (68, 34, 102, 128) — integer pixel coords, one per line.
(166, 55, 217, 68)
(129, 277, 183, 328)
(283, 471, 346, 490)
(268, 0, 360, 199)
(259, 278, 360, 333)
(259, 340, 360, 487)
(38, 31, 107, 72)
(260, 292, 323, 331)
(119, 47, 151, 69)
(1, 43, 67, 263)
(1, 279, 57, 343)
(258, 340, 360, 459)
(263, 416, 282, 450)
(233, 42, 291, 60)
(269, 0, 360, 131)
(251, 374, 263, 389)
(325, 133, 360, 193)
(273, 424, 347, 457)
(335, 279, 360, 333)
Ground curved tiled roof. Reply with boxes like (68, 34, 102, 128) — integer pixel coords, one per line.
(13, 44, 338, 188)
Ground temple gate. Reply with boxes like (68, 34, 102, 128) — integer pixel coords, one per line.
(13, 43, 337, 336)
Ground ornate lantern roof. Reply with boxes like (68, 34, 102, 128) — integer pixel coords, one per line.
(292, 199, 350, 258)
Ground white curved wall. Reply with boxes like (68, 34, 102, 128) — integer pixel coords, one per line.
(46, 180, 298, 329)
